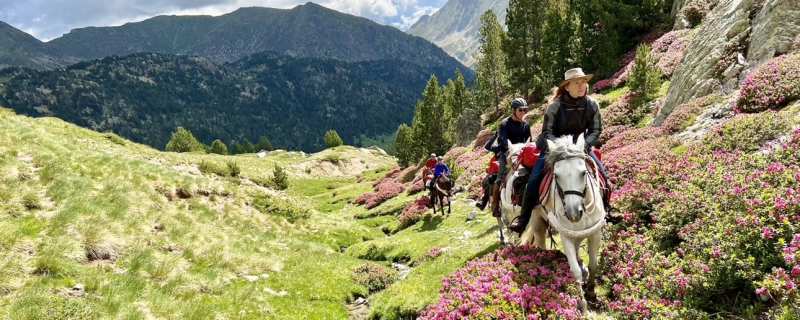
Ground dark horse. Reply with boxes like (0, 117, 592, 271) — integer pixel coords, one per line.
(431, 175, 452, 215)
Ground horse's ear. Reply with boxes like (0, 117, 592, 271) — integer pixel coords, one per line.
(547, 139, 556, 152)
(576, 133, 585, 150)
(507, 140, 512, 150)
(526, 137, 531, 144)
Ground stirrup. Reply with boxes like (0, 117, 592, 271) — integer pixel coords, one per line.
(509, 216, 528, 234)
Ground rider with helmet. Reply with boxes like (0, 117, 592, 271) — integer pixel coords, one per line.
(509, 68, 618, 234)
(429, 156, 450, 197)
(490, 97, 532, 217)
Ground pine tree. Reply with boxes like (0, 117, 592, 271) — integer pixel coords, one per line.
(475, 10, 509, 111)
(627, 43, 662, 124)
(504, 0, 549, 99)
(411, 75, 450, 160)
(258, 136, 273, 151)
(394, 124, 415, 166)
(210, 139, 228, 155)
(324, 130, 343, 148)
(272, 164, 288, 190)
(164, 126, 203, 153)
(242, 138, 256, 153)
(540, 0, 582, 90)
(230, 141, 244, 155)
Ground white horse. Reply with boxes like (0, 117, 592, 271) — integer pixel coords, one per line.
(495, 141, 529, 245)
(518, 133, 606, 315)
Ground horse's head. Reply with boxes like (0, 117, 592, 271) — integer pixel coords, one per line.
(546, 133, 589, 223)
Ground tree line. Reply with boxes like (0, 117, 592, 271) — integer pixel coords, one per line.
(394, 0, 669, 165)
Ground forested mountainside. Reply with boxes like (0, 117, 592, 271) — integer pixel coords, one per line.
(0, 21, 79, 70)
(45, 3, 469, 74)
(0, 52, 465, 152)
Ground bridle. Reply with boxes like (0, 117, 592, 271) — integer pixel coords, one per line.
(552, 154, 597, 214)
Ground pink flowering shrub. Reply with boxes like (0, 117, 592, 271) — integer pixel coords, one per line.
(603, 137, 678, 186)
(736, 53, 800, 113)
(355, 175, 405, 209)
(681, 0, 715, 26)
(351, 263, 399, 294)
(650, 30, 692, 77)
(793, 34, 800, 52)
(372, 166, 403, 187)
(418, 246, 582, 319)
(406, 178, 425, 195)
(472, 128, 496, 150)
(411, 245, 443, 267)
(398, 196, 429, 228)
(602, 91, 634, 126)
(454, 147, 492, 200)
(660, 94, 717, 134)
(443, 147, 467, 160)
(756, 234, 800, 310)
(600, 128, 800, 316)
(696, 111, 792, 153)
(601, 127, 665, 153)
(598, 124, 633, 147)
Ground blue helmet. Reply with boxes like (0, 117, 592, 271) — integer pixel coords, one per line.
(510, 97, 528, 109)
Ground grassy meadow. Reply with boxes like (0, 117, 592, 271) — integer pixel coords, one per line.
(0, 106, 505, 319)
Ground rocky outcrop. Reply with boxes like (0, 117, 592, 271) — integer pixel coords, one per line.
(656, 0, 800, 126)
(655, 0, 755, 125)
(747, 0, 800, 69)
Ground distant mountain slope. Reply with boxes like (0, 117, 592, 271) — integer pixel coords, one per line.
(407, 0, 508, 68)
(47, 3, 471, 77)
(0, 52, 459, 152)
(0, 21, 79, 70)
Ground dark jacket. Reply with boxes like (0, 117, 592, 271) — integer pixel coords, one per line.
(498, 117, 531, 154)
(536, 94, 602, 152)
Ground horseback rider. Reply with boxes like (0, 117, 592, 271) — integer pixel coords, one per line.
(424, 153, 438, 174)
(476, 131, 502, 210)
(509, 67, 620, 234)
(429, 156, 450, 196)
(490, 98, 532, 217)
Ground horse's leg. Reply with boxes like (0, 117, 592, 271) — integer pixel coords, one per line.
(585, 232, 601, 301)
(496, 217, 505, 244)
(447, 196, 451, 214)
(531, 214, 547, 249)
(560, 235, 588, 315)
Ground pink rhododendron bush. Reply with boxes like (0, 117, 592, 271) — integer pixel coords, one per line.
(736, 53, 800, 113)
(696, 111, 792, 153)
(601, 127, 800, 318)
(418, 246, 582, 320)
(354, 166, 405, 209)
(398, 196, 429, 228)
(659, 94, 718, 135)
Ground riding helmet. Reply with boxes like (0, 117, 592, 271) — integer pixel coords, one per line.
(510, 97, 528, 109)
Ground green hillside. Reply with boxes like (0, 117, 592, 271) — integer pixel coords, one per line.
(0, 106, 504, 319)
(0, 52, 462, 152)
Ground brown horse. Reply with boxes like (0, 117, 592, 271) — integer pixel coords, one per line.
(431, 175, 452, 215)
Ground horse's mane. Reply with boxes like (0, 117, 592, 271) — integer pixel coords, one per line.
(507, 142, 527, 169)
(545, 135, 584, 171)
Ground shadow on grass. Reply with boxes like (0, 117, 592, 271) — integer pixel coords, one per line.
(416, 214, 444, 232)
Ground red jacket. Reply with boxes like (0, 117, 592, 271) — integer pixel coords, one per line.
(425, 158, 438, 169)
(486, 156, 499, 174)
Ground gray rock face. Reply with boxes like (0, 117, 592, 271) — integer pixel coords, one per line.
(747, 0, 800, 68)
(407, 0, 509, 68)
(656, 0, 800, 126)
(654, 0, 756, 126)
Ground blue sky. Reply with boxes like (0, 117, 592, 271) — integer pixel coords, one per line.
(1, 0, 447, 41)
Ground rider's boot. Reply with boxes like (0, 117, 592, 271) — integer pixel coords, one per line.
(476, 189, 489, 211)
(509, 189, 538, 234)
(603, 194, 624, 224)
(490, 183, 501, 217)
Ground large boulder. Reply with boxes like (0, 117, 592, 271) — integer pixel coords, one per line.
(654, 0, 755, 126)
(747, 0, 800, 68)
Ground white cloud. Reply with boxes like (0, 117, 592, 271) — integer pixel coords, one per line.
(392, 5, 438, 30)
(328, 0, 398, 20)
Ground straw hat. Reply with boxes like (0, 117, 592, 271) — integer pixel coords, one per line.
(558, 68, 594, 87)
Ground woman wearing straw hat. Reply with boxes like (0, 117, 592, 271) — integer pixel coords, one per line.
(509, 67, 617, 234)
